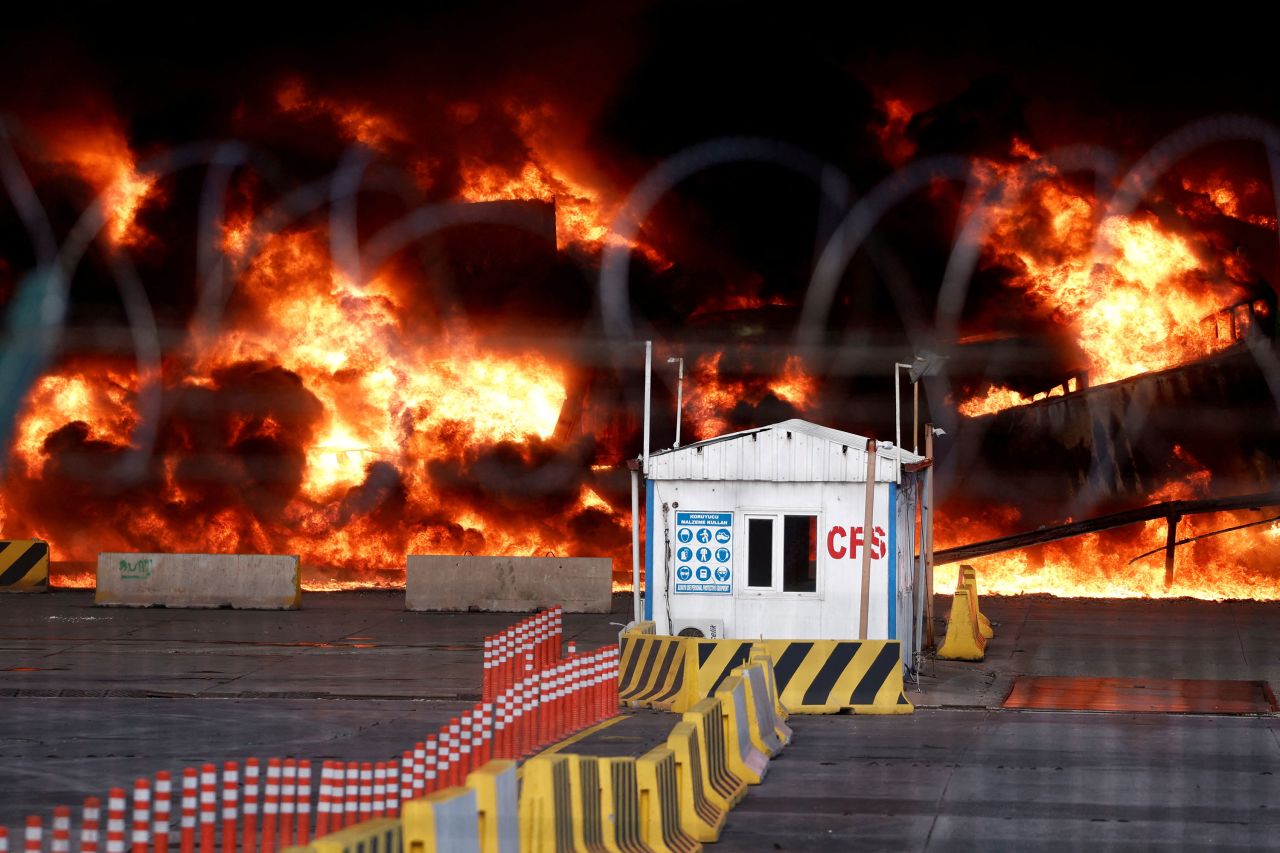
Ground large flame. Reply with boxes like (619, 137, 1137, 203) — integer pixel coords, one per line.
(958, 143, 1246, 417)
(683, 352, 817, 441)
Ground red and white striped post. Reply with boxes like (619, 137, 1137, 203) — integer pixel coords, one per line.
(446, 719, 462, 787)
(177, 771, 196, 853)
(296, 760, 311, 844)
(260, 759, 280, 853)
(482, 635, 493, 702)
(424, 736, 440, 794)
(479, 702, 494, 764)
(241, 759, 259, 853)
(197, 765, 216, 853)
(51, 805, 72, 853)
(399, 750, 413, 811)
(279, 760, 296, 849)
(106, 788, 127, 853)
(0, 826, 8, 853)
(358, 762, 373, 821)
(372, 762, 386, 819)
(131, 778, 151, 853)
(81, 796, 102, 853)
(313, 762, 332, 841)
(411, 741, 425, 798)
(219, 763, 237, 853)
(342, 762, 358, 829)
(153, 772, 171, 853)
(23, 817, 42, 853)
(386, 759, 400, 819)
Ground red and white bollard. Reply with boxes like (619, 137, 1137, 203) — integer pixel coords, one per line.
(372, 762, 386, 819)
(411, 741, 425, 798)
(51, 805, 71, 853)
(313, 762, 332, 841)
(23, 816, 41, 853)
(342, 762, 358, 829)
(445, 719, 462, 787)
(81, 796, 102, 853)
(296, 760, 312, 844)
(220, 763, 237, 853)
(279, 760, 296, 849)
(424, 736, 440, 794)
(399, 750, 414, 810)
(178, 771, 196, 853)
(197, 765, 216, 853)
(260, 759, 280, 853)
(131, 778, 151, 853)
(106, 788, 127, 853)
(0, 825, 8, 853)
(358, 762, 373, 820)
(241, 759, 259, 853)
(385, 759, 400, 818)
(153, 771, 172, 853)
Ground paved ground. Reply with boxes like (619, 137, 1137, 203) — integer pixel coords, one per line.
(914, 595, 1280, 709)
(1, 590, 1276, 848)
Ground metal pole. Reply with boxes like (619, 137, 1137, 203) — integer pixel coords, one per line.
(630, 465, 642, 623)
(924, 425, 936, 649)
(674, 358, 683, 448)
(1164, 514, 1180, 588)
(859, 440, 878, 640)
(894, 363, 912, 483)
(913, 380, 919, 455)
(642, 341, 652, 474)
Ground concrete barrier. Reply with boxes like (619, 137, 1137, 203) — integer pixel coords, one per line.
(95, 553, 300, 609)
(406, 556, 611, 613)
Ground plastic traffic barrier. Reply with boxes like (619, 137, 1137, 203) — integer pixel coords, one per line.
(289, 816, 401, 853)
(465, 761, 518, 853)
(634, 746, 701, 853)
(564, 755, 607, 853)
(517, 755, 573, 853)
(713, 676, 768, 785)
(733, 663, 787, 756)
(937, 580, 988, 661)
(402, 787, 480, 853)
(665, 722, 726, 842)
(680, 698, 746, 810)
(960, 565, 995, 639)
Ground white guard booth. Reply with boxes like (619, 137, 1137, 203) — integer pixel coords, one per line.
(644, 419, 926, 667)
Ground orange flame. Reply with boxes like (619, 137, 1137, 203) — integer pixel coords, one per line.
(958, 143, 1246, 417)
(44, 122, 157, 246)
(936, 446, 1280, 600)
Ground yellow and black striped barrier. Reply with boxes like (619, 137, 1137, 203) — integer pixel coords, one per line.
(0, 539, 49, 593)
(693, 639, 912, 714)
(617, 633, 687, 710)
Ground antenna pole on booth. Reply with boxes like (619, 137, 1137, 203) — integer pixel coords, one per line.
(859, 440, 877, 639)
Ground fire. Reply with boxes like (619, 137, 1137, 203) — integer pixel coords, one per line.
(683, 352, 817, 441)
(935, 509, 1280, 601)
(43, 121, 157, 246)
(936, 447, 1280, 600)
(1180, 174, 1279, 230)
(958, 143, 1246, 417)
(276, 80, 403, 150)
(957, 382, 1067, 418)
(457, 101, 662, 263)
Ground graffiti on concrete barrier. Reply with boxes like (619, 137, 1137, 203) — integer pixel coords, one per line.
(119, 558, 153, 580)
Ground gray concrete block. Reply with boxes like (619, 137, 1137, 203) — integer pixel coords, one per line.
(405, 555, 611, 613)
(95, 553, 300, 609)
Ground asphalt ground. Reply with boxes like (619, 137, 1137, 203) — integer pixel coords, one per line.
(1, 590, 1277, 849)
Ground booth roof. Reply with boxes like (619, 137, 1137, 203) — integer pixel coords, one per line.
(645, 418, 926, 483)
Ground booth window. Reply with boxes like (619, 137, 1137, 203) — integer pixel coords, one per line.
(745, 513, 818, 592)
(782, 515, 817, 591)
(747, 517, 774, 588)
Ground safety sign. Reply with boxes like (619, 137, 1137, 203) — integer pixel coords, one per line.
(673, 511, 732, 594)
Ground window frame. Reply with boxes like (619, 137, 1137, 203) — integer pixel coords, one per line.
(737, 508, 824, 599)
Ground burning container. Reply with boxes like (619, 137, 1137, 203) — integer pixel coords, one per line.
(642, 419, 928, 667)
